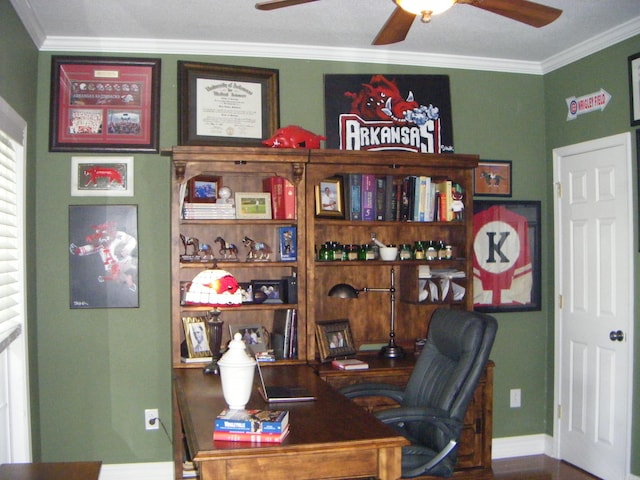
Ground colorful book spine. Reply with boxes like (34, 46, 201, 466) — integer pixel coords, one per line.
(361, 174, 376, 221)
(213, 427, 289, 443)
(346, 173, 362, 220)
(375, 176, 386, 221)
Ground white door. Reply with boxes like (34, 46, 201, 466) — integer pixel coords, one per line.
(553, 132, 633, 480)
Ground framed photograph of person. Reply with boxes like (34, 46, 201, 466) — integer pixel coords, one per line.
(315, 319, 356, 362)
(177, 61, 280, 146)
(250, 280, 283, 304)
(71, 156, 134, 197)
(235, 192, 272, 219)
(182, 316, 212, 358)
(229, 324, 270, 355)
(187, 175, 221, 203)
(473, 160, 512, 197)
(315, 176, 344, 218)
(472, 200, 541, 313)
(50, 56, 161, 153)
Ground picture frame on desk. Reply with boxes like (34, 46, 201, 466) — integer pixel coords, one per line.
(315, 177, 344, 218)
(182, 316, 212, 358)
(230, 324, 270, 355)
(50, 56, 161, 153)
(187, 175, 220, 203)
(177, 61, 280, 146)
(315, 319, 356, 362)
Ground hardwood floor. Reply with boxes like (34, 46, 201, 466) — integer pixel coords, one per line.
(493, 455, 601, 480)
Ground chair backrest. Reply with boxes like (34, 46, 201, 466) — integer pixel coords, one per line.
(402, 308, 498, 447)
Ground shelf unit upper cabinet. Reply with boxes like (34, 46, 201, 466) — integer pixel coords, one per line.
(168, 146, 308, 367)
(306, 150, 478, 360)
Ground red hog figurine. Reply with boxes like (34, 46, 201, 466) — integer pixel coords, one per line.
(262, 125, 325, 149)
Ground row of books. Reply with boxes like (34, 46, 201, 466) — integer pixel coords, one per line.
(344, 173, 462, 222)
(182, 202, 235, 219)
(213, 408, 290, 443)
(272, 308, 298, 360)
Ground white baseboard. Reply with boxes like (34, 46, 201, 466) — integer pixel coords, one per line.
(492, 434, 554, 459)
(99, 461, 173, 480)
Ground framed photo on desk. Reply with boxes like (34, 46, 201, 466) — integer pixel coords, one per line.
(315, 319, 356, 362)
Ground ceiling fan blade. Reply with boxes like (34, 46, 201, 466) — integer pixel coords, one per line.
(460, 0, 562, 27)
(373, 6, 417, 45)
(255, 0, 319, 11)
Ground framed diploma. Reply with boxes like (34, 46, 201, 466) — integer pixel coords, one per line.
(178, 61, 280, 146)
(50, 56, 161, 153)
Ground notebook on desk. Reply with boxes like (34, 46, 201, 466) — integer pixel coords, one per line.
(256, 359, 316, 403)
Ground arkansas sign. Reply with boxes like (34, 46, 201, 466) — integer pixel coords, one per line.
(324, 74, 454, 153)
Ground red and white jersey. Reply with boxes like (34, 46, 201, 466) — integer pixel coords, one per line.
(473, 205, 532, 306)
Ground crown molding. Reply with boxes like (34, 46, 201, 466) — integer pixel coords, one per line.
(541, 16, 640, 74)
(40, 36, 544, 74)
(9, 0, 46, 47)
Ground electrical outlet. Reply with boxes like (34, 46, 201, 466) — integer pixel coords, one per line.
(145, 408, 159, 430)
(510, 389, 522, 408)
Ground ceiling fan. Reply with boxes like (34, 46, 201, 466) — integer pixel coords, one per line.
(255, 0, 562, 45)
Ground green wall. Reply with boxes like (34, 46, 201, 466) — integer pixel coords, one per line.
(33, 53, 552, 462)
(0, 0, 40, 460)
(1, 0, 636, 470)
(543, 35, 640, 474)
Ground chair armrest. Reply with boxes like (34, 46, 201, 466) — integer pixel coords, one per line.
(375, 406, 461, 436)
(339, 382, 405, 404)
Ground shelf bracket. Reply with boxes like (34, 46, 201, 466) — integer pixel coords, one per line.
(174, 162, 187, 181)
(292, 162, 305, 184)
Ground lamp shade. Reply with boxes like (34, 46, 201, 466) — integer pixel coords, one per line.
(328, 283, 360, 299)
(395, 0, 455, 16)
(184, 268, 243, 307)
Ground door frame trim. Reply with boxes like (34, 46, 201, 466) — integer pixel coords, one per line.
(551, 132, 634, 477)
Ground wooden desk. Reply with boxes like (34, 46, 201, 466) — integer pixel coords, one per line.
(0, 462, 101, 480)
(174, 365, 409, 480)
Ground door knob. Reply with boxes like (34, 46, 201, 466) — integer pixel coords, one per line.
(609, 330, 624, 342)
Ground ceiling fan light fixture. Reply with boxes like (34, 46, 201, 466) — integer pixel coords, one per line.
(394, 0, 455, 19)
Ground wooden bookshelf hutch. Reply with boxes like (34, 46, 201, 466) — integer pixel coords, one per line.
(168, 146, 492, 479)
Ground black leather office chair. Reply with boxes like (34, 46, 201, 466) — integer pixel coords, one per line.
(340, 308, 498, 478)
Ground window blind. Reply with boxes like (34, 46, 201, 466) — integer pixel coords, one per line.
(0, 130, 20, 348)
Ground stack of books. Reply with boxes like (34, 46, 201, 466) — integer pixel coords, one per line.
(182, 202, 236, 219)
(213, 409, 290, 443)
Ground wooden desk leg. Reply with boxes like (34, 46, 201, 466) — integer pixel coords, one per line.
(378, 446, 403, 480)
(199, 460, 226, 480)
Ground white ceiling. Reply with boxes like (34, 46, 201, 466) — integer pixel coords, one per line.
(10, 0, 640, 74)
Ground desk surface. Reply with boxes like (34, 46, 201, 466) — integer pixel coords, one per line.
(174, 364, 408, 480)
(0, 462, 101, 480)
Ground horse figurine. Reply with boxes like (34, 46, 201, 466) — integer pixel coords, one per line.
(242, 236, 272, 261)
(214, 236, 239, 261)
(180, 234, 200, 257)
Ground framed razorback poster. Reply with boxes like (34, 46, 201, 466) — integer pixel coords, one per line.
(324, 74, 453, 153)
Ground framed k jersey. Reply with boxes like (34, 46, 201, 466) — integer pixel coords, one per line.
(473, 201, 541, 313)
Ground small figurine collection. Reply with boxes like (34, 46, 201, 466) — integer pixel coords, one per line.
(180, 233, 271, 263)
